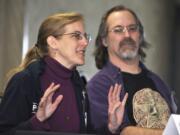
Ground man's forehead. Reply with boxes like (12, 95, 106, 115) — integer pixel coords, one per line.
(107, 11, 136, 27)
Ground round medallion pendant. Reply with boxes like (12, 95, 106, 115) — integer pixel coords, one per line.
(133, 88, 170, 129)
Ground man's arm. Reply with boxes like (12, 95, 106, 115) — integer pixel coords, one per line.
(120, 126, 163, 135)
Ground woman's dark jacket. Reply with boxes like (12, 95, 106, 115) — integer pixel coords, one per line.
(0, 59, 94, 135)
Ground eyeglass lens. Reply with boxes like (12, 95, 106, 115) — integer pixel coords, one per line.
(57, 32, 91, 43)
(110, 24, 139, 34)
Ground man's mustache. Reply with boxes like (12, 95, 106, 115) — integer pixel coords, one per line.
(119, 38, 136, 47)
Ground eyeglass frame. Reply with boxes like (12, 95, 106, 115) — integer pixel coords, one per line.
(54, 31, 92, 44)
(108, 24, 139, 35)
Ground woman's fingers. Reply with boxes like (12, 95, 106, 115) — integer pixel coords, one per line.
(42, 83, 60, 101)
(39, 83, 60, 108)
(47, 84, 61, 102)
(51, 95, 63, 112)
(44, 83, 60, 98)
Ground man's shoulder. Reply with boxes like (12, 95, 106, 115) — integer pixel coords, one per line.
(144, 68, 165, 83)
(89, 69, 111, 83)
(87, 70, 112, 98)
(87, 69, 115, 93)
(140, 62, 164, 82)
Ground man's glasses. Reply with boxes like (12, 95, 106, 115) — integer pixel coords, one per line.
(109, 24, 139, 35)
(56, 31, 91, 44)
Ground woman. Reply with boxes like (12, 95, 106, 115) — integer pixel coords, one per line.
(0, 12, 93, 134)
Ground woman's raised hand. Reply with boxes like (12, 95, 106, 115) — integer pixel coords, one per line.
(36, 82, 63, 122)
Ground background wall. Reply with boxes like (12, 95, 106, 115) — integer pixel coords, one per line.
(0, 0, 24, 96)
(0, 0, 180, 111)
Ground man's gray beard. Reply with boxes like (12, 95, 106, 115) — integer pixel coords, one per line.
(119, 50, 138, 61)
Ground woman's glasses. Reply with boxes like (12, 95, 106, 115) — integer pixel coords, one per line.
(56, 31, 91, 44)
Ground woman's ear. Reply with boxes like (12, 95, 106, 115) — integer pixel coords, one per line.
(47, 36, 57, 49)
(102, 38, 108, 47)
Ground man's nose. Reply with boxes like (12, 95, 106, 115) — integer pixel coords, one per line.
(124, 27, 130, 37)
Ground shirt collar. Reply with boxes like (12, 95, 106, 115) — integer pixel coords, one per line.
(104, 60, 148, 78)
(104, 61, 121, 79)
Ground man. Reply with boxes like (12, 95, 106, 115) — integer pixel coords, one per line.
(87, 5, 177, 135)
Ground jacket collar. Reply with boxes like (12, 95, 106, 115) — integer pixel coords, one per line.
(104, 60, 149, 78)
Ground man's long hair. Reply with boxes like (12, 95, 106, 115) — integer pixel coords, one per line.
(94, 5, 150, 69)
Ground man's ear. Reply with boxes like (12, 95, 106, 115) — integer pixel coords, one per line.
(102, 38, 108, 47)
(47, 36, 57, 49)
